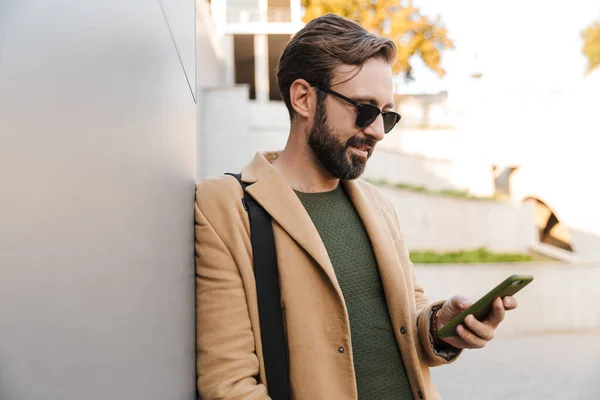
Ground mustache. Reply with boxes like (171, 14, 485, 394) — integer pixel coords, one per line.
(346, 136, 377, 149)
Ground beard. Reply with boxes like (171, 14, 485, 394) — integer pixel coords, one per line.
(308, 100, 376, 180)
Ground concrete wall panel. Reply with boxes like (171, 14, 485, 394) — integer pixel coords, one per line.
(0, 1, 196, 398)
(378, 186, 536, 253)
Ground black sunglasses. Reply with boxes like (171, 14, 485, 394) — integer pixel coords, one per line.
(311, 83, 401, 134)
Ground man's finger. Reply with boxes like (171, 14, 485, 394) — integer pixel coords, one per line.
(443, 333, 469, 349)
(464, 314, 495, 341)
(460, 300, 473, 310)
(486, 297, 506, 326)
(456, 324, 487, 349)
(449, 295, 472, 311)
(503, 296, 518, 310)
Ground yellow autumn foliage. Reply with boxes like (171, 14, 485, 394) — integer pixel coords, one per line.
(302, 0, 454, 78)
(582, 21, 600, 73)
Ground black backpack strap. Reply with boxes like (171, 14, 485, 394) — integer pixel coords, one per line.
(225, 173, 290, 400)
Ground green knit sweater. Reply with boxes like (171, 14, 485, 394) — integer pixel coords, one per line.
(295, 185, 414, 400)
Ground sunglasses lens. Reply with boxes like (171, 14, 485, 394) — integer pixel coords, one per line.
(383, 112, 401, 133)
(356, 106, 401, 133)
(356, 105, 380, 128)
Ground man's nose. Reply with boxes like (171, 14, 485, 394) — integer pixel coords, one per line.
(362, 114, 385, 141)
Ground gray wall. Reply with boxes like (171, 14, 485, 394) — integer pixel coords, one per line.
(0, 1, 197, 399)
(378, 186, 537, 253)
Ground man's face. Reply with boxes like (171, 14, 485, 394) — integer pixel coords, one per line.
(308, 57, 395, 180)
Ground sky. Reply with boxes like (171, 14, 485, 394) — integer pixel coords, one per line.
(401, 0, 600, 95)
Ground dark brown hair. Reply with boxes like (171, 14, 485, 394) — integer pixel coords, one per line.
(277, 13, 397, 119)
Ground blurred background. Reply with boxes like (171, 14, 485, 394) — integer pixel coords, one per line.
(2, 0, 599, 398)
(200, 3, 600, 396)
(199, 1, 600, 398)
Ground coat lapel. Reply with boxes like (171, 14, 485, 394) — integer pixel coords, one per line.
(343, 179, 413, 330)
(241, 153, 344, 300)
(240, 152, 412, 328)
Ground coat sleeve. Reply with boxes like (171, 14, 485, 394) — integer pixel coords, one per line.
(413, 270, 462, 367)
(195, 201, 270, 400)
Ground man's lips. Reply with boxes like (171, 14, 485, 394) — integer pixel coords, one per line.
(349, 146, 370, 158)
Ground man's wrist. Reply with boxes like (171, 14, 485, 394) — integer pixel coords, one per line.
(429, 305, 447, 347)
(428, 303, 461, 361)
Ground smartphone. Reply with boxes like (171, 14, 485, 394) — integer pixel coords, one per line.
(436, 274, 534, 338)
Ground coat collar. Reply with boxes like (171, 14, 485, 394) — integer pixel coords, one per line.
(241, 152, 411, 324)
(241, 152, 341, 297)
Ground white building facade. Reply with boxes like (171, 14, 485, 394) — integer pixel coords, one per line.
(197, 0, 303, 180)
(210, 0, 303, 102)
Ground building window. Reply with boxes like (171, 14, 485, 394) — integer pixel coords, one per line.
(233, 34, 256, 100)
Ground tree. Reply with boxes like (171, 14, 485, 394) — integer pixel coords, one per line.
(582, 21, 600, 73)
(302, 0, 454, 79)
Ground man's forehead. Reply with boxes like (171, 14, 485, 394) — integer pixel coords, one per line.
(332, 64, 363, 80)
(331, 62, 395, 106)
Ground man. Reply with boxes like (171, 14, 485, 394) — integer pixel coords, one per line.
(195, 14, 517, 400)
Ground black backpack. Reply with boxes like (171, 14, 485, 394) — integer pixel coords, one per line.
(226, 173, 290, 400)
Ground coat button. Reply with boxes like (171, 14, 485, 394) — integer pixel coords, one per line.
(418, 389, 424, 399)
(338, 346, 345, 354)
(400, 326, 407, 334)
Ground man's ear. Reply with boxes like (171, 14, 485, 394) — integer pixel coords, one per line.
(289, 79, 314, 119)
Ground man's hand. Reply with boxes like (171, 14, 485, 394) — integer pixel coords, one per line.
(435, 295, 518, 349)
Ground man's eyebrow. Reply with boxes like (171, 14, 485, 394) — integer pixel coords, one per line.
(352, 97, 395, 110)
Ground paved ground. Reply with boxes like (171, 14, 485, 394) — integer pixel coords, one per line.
(430, 332, 600, 399)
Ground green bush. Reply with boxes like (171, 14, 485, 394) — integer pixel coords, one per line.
(366, 178, 504, 202)
(409, 248, 533, 264)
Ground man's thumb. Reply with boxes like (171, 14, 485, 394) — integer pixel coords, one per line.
(450, 295, 472, 310)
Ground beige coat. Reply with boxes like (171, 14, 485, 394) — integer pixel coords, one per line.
(195, 152, 460, 400)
